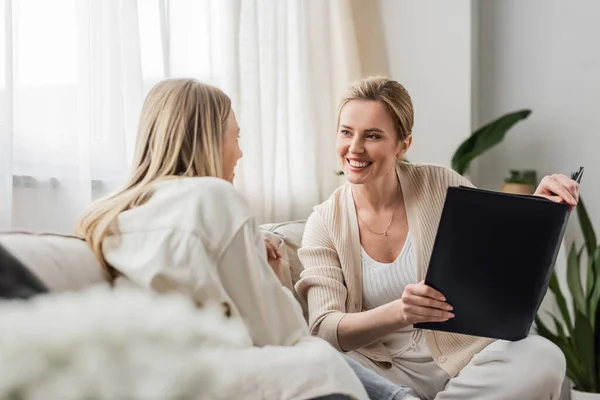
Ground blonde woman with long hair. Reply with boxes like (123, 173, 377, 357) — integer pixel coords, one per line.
(75, 78, 374, 400)
(297, 76, 579, 400)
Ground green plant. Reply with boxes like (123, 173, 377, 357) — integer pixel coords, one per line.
(535, 198, 600, 393)
(451, 109, 532, 175)
(504, 169, 538, 185)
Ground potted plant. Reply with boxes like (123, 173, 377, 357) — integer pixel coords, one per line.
(502, 169, 537, 195)
(451, 109, 532, 175)
(535, 198, 600, 399)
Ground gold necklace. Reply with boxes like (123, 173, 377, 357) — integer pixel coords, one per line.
(355, 185, 401, 236)
(357, 207, 397, 236)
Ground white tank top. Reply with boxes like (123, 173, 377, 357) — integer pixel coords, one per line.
(361, 233, 431, 358)
(361, 233, 449, 399)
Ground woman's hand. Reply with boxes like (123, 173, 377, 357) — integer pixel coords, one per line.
(337, 281, 453, 351)
(534, 174, 579, 210)
(264, 238, 284, 284)
(394, 281, 454, 325)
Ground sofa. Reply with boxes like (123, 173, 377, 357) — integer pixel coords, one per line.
(0, 220, 309, 313)
(1, 220, 380, 400)
(0, 221, 575, 400)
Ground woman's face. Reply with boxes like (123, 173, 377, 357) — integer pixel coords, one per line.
(336, 100, 410, 185)
(222, 110, 243, 183)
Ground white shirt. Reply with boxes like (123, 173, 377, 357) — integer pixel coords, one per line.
(361, 234, 448, 398)
(362, 232, 416, 311)
(103, 177, 368, 400)
(361, 233, 431, 357)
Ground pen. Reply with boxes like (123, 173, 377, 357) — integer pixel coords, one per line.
(571, 166, 584, 183)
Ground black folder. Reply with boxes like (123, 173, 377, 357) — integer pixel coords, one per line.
(414, 168, 584, 341)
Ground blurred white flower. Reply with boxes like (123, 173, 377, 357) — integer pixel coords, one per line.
(0, 285, 249, 400)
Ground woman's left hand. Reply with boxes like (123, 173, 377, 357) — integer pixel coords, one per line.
(534, 174, 580, 210)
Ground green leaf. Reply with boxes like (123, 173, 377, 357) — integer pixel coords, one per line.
(573, 310, 597, 391)
(564, 347, 589, 391)
(587, 250, 596, 299)
(534, 316, 559, 342)
(575, 197, 600, 391)
(535, 316, 586, 389)
(567, 243, 587, 316)
(550, 313, 577, 350)
(577, 198, 597, 257)
(550, 314, 567, 340)
(451, 109, 532, 175)
(548, 271, 573, 333)
(587, 248, 600, 328)
(595, 306, 600, 391)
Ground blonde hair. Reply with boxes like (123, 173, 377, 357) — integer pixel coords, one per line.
(337, 76, 414, 141)
(75, 78, 231, 280)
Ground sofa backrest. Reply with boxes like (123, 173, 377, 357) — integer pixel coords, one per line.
(0, 220, 308, 314)
(0, 232, 108, 292)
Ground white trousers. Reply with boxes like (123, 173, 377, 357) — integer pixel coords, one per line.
(348, 335, 566, 400)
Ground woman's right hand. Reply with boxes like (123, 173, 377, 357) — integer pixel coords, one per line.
(264, 238, 285, 285)
(394, 281, 455, 325)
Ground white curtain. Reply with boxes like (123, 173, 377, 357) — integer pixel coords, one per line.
(233, 0, 362, 222)
(0, 0, 144, 233)
(0, 0, 362, 232)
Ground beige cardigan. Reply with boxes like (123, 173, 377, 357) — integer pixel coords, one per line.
(295, 162, 495, 378)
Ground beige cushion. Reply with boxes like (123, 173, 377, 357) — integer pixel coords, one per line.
(261, 230, 295, 293)
(0, 221, 307, 309)
(260, 220, 307, 318)
(0, 232, 108, 292)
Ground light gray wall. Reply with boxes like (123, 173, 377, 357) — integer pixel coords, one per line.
(477, 0, 600, 237)
(379, 0, 476, 168)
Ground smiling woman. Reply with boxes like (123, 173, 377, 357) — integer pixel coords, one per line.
(336, 78, 413, 188)
(338, 100, 409, 184)
(296, 75, 579, 400)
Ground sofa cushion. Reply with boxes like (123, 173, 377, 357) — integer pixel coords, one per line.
(0, 244, 48, 299)
(261, 230, 295, 293)
(261, 220, 306, 284)
(260, 220, 307, 318)
(0, 232, 107, 292)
